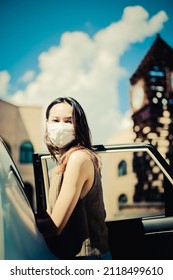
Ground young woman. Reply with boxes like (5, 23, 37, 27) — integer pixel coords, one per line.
(37, 96, 111, 260)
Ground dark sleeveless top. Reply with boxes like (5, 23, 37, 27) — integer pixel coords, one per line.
(45, 150, 109, 259)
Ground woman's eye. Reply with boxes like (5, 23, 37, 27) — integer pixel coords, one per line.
(51, 118, 72, 123)
(65, 119, 72, 123)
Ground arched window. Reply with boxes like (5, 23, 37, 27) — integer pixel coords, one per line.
(118, 160, 127, 176)
(118, 194, 128, 204)
(19, 141, 34, 164)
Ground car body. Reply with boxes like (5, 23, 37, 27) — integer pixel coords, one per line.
(1, 137, 173, 259)
(0, 138, 57, 260)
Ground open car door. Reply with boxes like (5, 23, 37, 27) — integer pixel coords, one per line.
(33, 143, 173, 259)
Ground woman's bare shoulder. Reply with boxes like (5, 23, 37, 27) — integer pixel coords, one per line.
(68, 149, 92, 165)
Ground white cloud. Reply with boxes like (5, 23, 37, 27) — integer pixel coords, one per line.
(121, 110, 134, 130)
(0, 71, 11, 97)
(9, 6, 168, 144)
(18, 70, 35, 83)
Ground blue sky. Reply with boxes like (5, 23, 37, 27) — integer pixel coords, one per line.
(0, 0, 173, 144)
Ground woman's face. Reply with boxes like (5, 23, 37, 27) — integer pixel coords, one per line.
(48, 102, 73, 124)
(47, 102, 75, 151)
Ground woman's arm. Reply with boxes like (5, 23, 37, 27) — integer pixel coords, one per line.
(51, 150, 94, 234)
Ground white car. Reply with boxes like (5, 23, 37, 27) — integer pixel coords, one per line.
(0, 138, 57, 260)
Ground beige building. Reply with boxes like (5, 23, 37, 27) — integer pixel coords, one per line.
(102, 128, 137, 220)
(0, 99, 43, 207)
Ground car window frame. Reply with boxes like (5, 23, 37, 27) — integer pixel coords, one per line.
(33, 143, 173, 219)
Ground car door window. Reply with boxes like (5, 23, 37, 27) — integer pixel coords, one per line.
(34, 144, 173, 221)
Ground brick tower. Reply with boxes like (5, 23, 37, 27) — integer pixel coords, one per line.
(129, 34, 173, 202)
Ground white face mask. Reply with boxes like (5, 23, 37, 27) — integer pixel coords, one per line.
(47, 122, 75, 148)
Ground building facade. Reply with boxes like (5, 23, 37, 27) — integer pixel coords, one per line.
(0, 99, 43, 208)
(130, 34, 173, 202)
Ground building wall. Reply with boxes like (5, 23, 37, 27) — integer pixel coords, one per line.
(0, 99, 43, 208)
(103, 128, 137, 220)
(101, 150, 136, 221)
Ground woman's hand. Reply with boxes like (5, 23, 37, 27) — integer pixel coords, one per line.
(36, 212, 58, 237)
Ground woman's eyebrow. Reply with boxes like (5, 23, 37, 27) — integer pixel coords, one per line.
(51, 116, 59, 119)
(50, 115, 72, 120)
(64, 116, 72, 120)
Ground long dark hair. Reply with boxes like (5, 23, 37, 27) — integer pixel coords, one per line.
(45, 97, 92, 160)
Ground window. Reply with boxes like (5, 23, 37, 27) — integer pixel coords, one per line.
(170, 72, 173, 91)
(118, 194, 128, 204)
(35, 145, 168, 221)
(19, 141, 34, 164)
(149, 70, 165, 77)
(118, 160, 127, 176)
